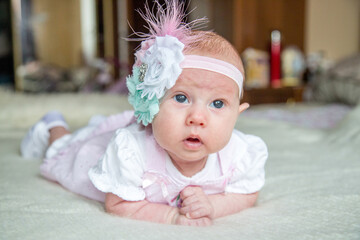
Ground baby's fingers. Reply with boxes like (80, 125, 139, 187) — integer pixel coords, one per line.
(176, 215, 212, 226)
(180, 194, 198, 208)
(192, 217, 212, 227)
(188, 207, 211, 219)
(179, 205, 191, 216)
(180, 186, 202, 199)
(180, 203, 210, 219)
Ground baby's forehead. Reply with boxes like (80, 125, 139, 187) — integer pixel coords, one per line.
(177, 54, 243, 97)
(175, 68, 240, 95)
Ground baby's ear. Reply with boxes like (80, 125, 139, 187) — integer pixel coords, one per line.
(238, 102, 249, 114)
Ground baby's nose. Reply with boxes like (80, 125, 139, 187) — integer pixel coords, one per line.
(186, 105, 207, 127)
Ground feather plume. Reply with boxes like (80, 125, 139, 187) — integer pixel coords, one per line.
(128, 0, 208, 47)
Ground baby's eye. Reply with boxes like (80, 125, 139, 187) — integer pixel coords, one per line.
(174, 94, 188, 103)
(210, 100, 224, 109)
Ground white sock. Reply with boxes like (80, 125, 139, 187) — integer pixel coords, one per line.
(20, 111, 68, 159)
(41, 111, 69, 130)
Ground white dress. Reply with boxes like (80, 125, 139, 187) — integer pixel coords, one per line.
(40, 111, 268, 205)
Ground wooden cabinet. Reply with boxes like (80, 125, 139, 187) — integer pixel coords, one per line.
(232, 0, 306, 54)
(242, 86, 304, 105)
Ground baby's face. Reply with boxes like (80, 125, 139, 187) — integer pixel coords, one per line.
(152, 68, 246, 171)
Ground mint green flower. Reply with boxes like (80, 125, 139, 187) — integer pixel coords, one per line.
(127, 66, 160, 126)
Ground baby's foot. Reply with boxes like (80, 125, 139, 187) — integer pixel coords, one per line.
(20, 111, 68, 159)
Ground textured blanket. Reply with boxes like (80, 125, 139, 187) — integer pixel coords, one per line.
(0, 89, 359, 239)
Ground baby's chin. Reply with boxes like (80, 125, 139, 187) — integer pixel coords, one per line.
(167, 149, 208, 162)
(167, 146, 224, 163)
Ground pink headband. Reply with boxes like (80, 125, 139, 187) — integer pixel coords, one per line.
(180, 55, 244, 96)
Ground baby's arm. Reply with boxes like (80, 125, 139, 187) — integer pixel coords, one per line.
(208, 191, 258, 219)
(105, 193, 212, 226)
(180, 186, 258, 219)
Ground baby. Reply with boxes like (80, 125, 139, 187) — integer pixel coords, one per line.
(20, 0, 267, 226)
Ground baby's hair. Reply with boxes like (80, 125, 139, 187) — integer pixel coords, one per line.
(184, 31, 244, 73)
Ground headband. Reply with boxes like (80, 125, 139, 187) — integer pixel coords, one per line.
(180, 55, 243, 96)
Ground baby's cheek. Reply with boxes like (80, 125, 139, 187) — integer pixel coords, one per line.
(212, 129, 233, 151)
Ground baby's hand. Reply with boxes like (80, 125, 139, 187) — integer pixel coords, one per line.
(179, 186, 214, 219)
(175, 214, 212, 226)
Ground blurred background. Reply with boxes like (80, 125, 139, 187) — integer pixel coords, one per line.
(1, 0, 359, 104)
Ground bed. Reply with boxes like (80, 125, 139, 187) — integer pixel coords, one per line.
(1, 55, 360, 239)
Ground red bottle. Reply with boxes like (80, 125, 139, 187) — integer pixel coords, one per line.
(270, 30, 281, 88)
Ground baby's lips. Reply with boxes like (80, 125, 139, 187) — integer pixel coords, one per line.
(186, 137, 200, 142)
(186, 134, 202, 143)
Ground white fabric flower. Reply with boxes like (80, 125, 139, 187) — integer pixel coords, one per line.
(136, 35, 184, 100)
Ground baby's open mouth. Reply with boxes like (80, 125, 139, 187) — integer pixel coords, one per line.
(186, 137, 200, 143)
(183, 136, 203, 149)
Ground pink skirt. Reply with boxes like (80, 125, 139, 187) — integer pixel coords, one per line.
(40, 110, 136, 202)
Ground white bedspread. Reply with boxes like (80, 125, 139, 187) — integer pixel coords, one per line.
(0, 89, 359, 239)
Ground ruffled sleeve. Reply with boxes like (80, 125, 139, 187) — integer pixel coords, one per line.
(225, 130, 268, 194)
(88, 128, 146, 201)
